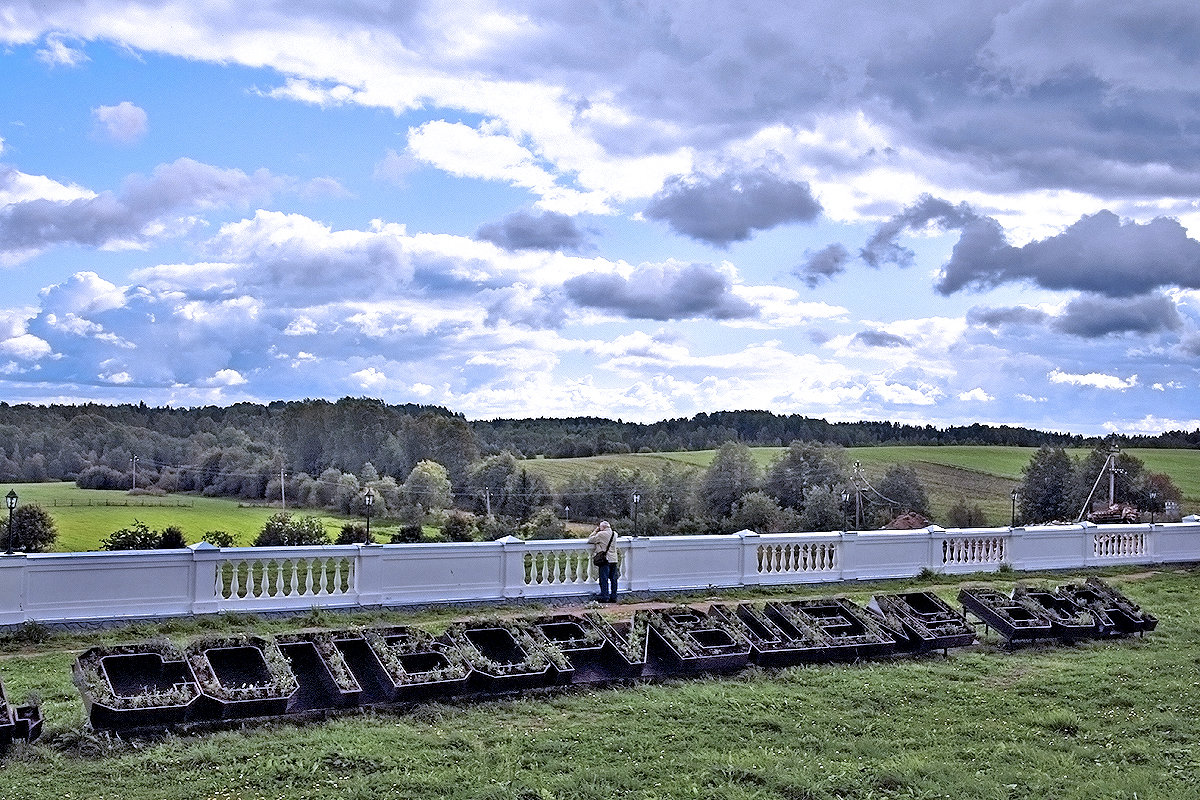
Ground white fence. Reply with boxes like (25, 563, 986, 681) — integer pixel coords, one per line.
(0, 519, 1197, 626)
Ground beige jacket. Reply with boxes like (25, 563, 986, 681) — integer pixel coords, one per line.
(587, 522, 619, 563)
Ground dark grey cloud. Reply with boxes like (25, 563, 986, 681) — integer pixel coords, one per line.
(967, 305, 1049, 328)
(796, 243, 851, 287)
(937, 211, 1200, 297)
(0, 158, 277, 254)
(563, 262, 757, 321)
(1054, 292, 1182, 338)
(852, 330, 910, 348)
(476, 210, 588, 252)
(644, 168, 821, 246)
(862, 195, 979, 268)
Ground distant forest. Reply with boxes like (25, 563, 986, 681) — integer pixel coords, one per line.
(0, 397, 1196, 498)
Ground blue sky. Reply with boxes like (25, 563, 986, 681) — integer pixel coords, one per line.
(1, 2, 1199, 435)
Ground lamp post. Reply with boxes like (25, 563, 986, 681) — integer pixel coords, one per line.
(1010, 487, 1019, 528)
(1149, 490, 1158, 525)
(363, 490, 374, 543)
(632, 492, 640, 537)
(5, 489, 17, 555)
(841, 489, 850, 531)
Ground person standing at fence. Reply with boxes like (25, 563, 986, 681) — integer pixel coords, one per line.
(588, 520, 620, 603)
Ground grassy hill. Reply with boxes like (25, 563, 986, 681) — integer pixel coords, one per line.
(522, 445, 1200, 525)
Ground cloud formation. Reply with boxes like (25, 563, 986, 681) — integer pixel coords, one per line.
(563, 262, 758, 321)
(796, 243, 851, 288)
(645, 168, 821, 246)
(937, 211, 1200, 297)
(92, 101, 148, 144)
(476, 210, 588, 252)
(1054, 293, 1182, 338)
(0, 158, 277, 256)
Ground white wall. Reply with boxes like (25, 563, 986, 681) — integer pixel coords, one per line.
(0, 520, 1196, 626)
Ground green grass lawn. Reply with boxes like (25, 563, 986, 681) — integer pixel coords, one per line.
(0, 567, 1196, 799)
(2, 483, 351, 551)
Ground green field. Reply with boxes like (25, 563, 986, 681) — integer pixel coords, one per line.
(4, 446, 1198, 552)
(0, 483, 352, 552)
(0, 567, 1196, 799)
(524, 446, 1200, 525)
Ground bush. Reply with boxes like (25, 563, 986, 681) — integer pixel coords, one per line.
(253, 512, 331, 547)
(336, 522, 371, 545)
(202, 530, 236, 548)
(11, 503, 58, 552)
(442, 511, 478, 543)
(481, 515, 518, 541)
(101, 520, 162, 551)
(522, 507, 565, 540)
(390, 524, 424, 544)
(158, 525, 187, 548)
(75, 465, 127, 490)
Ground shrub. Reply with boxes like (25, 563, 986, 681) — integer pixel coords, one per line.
(253, 512, 330, 547)
(442, 511, 478, 542)
(101, 520, 163, 551)
(522, 507, 565, 540)
(202, 530, 236, 548)
(75, 465, 128, 490)
(337, 522, 371, 545)
(158, 525, 187, 549)
(11, 503, 58, 552)
(390, 524, 424, 544)
(481, 515, 518, 541)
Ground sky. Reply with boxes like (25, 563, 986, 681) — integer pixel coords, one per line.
(1, 2, 1199, 435)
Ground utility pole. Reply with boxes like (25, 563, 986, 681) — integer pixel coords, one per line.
(484, 487, 491, 516)
(281, 467, 287, 510)
(130, 454, 139, 491)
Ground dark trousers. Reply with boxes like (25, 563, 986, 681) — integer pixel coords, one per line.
(598, 560, 619, 601)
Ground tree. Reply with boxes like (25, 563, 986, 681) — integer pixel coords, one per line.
(404, 460, 452, 512)
(11, 504, 57, 552)
(874, 465, 929, 516)
(522, 507, 566, 540)
(699, 441, 761, 520)
(764, 442, 847, 511)
(1019, 445, 1075, 524)
(798, 486, 845, 532)
(468, 451, 517, 515)
(945, 497, 988, 528)
(253, 512, 330, 547)
(503, 467, 552, 522)
(728, 491, 787, 533)
(1071, 443, 1145, 513)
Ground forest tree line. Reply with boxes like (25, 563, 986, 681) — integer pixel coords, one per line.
(0, 398, 1194, 530)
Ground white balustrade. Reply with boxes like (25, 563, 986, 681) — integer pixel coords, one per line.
(0, 521, 1196, 626)
(942, 534, 1007, 566)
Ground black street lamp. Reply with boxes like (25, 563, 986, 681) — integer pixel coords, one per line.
(1010, 487, 1019, 527)
(1149, 490, 1158, 525)
(632, 492, 640, 537)
(841, 489, 850, 531)
(363, 490, 374, 543)
(5, 489, 17, 555)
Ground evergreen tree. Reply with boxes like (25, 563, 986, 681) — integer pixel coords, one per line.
(1019, 445, 1076, 523)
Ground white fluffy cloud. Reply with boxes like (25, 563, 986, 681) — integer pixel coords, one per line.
(92, 101, 148, 144)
